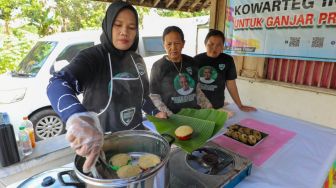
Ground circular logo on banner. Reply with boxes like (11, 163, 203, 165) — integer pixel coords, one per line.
(198, 66, 217, 84)
(173, 73, 195, 95)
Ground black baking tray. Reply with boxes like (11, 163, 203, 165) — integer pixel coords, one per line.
(223, 124, 268, 146)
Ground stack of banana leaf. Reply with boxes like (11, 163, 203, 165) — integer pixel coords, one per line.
(147, 108, 228, 153)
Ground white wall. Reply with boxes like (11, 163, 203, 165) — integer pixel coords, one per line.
(196, 27, 208, 54)
(225, 78, 336, 129)
(142, 15, 208, 56)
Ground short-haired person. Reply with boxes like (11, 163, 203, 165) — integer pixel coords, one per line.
(194, 29, 256, 114)
(150, 26, 212, 116)
(47, 1, 166, 173)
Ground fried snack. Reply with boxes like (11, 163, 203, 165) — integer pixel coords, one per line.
(231, 131, 241, 140)
(175, 125, 193, 140)
(238, 127, 245, 133)
(247, 135, 257, 145)
(138, 154, 161, 170)
(253, 130, 262, 140)
(116, 165, 142, 179)
(229, 124, 239, 130)
(243, 127, 252, 135)
(225, 124, 267, 146)
(109, 153, 131, 167)
(225, 129, 234, 137)
(239, 133, 248, 143)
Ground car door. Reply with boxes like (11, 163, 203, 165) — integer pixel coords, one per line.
(32, 42, 95, 140)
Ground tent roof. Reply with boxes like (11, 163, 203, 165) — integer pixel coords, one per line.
(95, 0, 211, 12)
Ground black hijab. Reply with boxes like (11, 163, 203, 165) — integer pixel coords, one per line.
(100, 1, 139, 56)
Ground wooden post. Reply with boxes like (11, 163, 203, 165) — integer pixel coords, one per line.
(209, 0, 218, 29)
(209, 0, 227, 31)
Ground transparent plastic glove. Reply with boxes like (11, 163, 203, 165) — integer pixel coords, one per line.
(65, 112, 103, 173)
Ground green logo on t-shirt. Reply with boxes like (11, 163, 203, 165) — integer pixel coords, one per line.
(198, 66, 217, 84)
(173, 73, 195, 96)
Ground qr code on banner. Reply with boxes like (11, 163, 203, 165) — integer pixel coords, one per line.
(312, 37, 324, 48)
(289, 37, 300, 47)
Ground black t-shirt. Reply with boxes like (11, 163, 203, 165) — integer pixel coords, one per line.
(150, 54, 200, 113)
(47, 1, 156, 131)
(194, 53, 237, 109)
(60, 45, 155, 131)
(64, 45, 147, 111)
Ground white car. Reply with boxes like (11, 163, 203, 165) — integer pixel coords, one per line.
(0, 30, 164, 140)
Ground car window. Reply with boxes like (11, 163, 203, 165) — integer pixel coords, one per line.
(56, 42, 94, 62)
(143, 37, 165, 57)
(13, 41, 57, 77)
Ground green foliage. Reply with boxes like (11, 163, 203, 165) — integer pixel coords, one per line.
(21, 0, 58, 37)
(19, 24, 39, 34)
(0, 0, 25, 34)
(55, 0, 107, 32)
(0, 0, 20, 20)
(0, 0, 209, 73)
(135, 6, 150, 29)
(0, 31, 37, 74)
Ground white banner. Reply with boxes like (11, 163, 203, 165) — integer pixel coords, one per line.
(224, 0, 336, 62)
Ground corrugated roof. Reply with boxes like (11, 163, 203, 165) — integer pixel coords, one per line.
(94, 0, 211, 12)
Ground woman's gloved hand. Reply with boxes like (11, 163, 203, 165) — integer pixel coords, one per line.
(65, 112, 103, 173)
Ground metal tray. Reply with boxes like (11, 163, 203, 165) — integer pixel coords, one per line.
(223, 124, 268, 147)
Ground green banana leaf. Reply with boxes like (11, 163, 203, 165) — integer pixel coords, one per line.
(178, 108, 228, 136)
(146, 114, 215, 153)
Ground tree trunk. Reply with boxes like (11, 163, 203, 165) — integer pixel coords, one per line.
(4, 21, 10, 35)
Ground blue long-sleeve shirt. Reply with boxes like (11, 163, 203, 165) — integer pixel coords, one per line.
(47, 45, 159, 125)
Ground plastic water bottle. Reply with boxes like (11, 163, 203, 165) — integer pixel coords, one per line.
(22, 117, 36, 148)
(18, 126, 33, 156)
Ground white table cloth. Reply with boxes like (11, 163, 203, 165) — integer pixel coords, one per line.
(144, 104, 336, 188)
